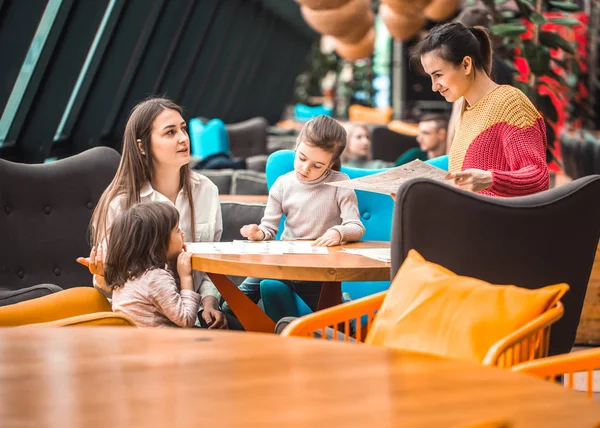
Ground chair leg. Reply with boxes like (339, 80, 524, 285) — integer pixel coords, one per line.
(317, 281, 342, 311)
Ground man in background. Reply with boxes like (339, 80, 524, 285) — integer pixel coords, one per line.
(396, 113, 448, 166)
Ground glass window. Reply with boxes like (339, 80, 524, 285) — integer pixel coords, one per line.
(0, 0, 63, 147)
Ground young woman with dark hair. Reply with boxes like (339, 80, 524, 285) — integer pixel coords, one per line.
(79, 97, 240, 329)
(415, 22, 549, 197)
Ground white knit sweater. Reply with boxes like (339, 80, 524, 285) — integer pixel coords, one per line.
(258, 169, 365, 242)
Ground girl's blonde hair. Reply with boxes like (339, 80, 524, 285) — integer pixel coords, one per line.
(342, 123, 371, 162)
(104, 202, 179, 288)
(90, 97, 195, 246)
(296, 115, 347, 171)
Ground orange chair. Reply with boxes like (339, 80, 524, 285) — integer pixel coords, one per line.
(281, 292, 564, 368)
(23, 312, 136, 327)
(511, 348, 600, 398)
(387, 120, 420, 137)
(0, 287, 136, 327)
(348, 105, 392, 125)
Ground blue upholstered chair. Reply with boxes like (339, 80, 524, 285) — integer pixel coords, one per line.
(260, 149, 448, 321)
(293, 104, 333, 122)
(427, 154, 448, 170)
(189, 118, 229, 159)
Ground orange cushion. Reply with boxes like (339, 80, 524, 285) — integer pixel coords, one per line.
(0, 287, 112, 327)
(348, 105, 392, 125)
(365, 250, 569, 363)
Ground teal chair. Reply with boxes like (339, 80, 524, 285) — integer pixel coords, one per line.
(427, 154, 448, 170)
(189, 118, 229, 159)
(260, 150, 449, 321)
(293, 104, 333, 122)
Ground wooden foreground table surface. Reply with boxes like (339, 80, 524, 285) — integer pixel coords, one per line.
(1, 328, 599, 428)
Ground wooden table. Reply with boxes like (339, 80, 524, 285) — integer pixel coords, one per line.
(2, 328, 599, 428)
(219, 194, 268, 203)
(192, 241, 391, 333)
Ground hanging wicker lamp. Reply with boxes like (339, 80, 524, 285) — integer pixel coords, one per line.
(335, 27, 376, 61)
(424, 0, 462, 21)
(300, 0, 370, 38)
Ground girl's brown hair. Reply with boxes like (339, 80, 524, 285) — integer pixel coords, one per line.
(297, 115, 347, 171)
(413, 22, 493, 79)
(104, 202, 179, 288)
(90, 97, 195, 246)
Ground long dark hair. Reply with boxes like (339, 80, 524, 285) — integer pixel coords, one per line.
(297, 115, 347, 171)
(413, 22, 493, 79)
(104, 202, 179, 288)
(90, 97, 195, 247)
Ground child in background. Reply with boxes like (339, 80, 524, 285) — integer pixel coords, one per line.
(104, 202, 200, 328)
(341, 123, 391, 169)
(238, 115, 365, 312)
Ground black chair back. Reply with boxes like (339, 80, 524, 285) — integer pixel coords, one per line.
(371, 127, 419, 163)
(0, 147, 120, 290)
(226, 117, 268, 159)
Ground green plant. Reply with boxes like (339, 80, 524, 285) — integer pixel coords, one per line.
(293, 38, 377, 118)
(476, 0, 583, 164)
(292, 40, 339, 106)
(343, 59, 377, 107)
(586, 0, 599, 130)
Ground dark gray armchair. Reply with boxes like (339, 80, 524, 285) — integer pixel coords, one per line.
(371, 126, 419, 163)
(0, 147, 120, 298)
(226, 117, 268, 159)
(391, 176, 600, 356)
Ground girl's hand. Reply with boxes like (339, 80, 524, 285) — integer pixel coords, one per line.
(240, 224, 264, 241)
(202, 307, 227, 329)
(177, 251, 193, 280)
(76, 244, 105, 276)
(313, 229, 342, 247)
(201, 296, 228, 330)
(445, 169, 493, 193)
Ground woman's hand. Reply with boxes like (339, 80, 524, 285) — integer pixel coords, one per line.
(177, 251, 193, 283)
(445, 169, 493, 192)
(76, 244, 105, 276)
(201, 296, 228, 329)
(313, 229, 342, 247)
(240, 224, 264, 241)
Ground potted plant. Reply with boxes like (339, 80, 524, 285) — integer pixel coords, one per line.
(470, 0, 584, 173)
(558, 0, 600, 182)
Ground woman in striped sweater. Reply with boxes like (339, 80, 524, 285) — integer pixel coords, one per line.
(415, 22, 549, 197)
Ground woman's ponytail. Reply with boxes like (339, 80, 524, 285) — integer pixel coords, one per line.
(414, 22, 494, 78)
(469, 25, 493, 77)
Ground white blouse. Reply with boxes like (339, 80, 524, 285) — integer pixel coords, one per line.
(101, 172, 222, 303)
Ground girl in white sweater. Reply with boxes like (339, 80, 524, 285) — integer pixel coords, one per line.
(238, 116, 365, 311)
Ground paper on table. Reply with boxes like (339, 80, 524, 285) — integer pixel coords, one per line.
(233, 240, 329, 254)
(342, 248, 391, 263)
(326, 159, 448, 195)
(187, 241, 328, 255)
